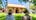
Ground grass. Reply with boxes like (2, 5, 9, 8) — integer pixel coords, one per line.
(0, 12, 7, 20)
(13, 13, 25, 16)
(29, 14, 36, 20)
(0, 13, 36, 20)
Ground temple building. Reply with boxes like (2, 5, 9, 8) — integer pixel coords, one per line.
(5, 4, 26, 13)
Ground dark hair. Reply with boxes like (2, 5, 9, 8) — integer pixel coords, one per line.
(8, 12, 12, 15)
(8, 9, 12, 15)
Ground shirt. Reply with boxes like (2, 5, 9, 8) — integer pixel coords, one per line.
(6, 15, 15, 20)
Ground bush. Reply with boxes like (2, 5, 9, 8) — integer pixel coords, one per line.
(0, 13, 7, 20)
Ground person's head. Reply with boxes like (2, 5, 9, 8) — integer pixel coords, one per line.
(8, 12, 12, 15)
(8, 9, 12, 15)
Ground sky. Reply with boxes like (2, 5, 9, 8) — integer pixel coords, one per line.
(8, 0, 29, 7)
(8, 0, 27, 6)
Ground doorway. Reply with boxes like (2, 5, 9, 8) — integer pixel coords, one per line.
(16, 8, 19, 13)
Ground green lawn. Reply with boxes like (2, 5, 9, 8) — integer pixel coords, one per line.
(29, 14, 36, 20)
(0, 13, 36, 20)
(0, 12, 7, 20)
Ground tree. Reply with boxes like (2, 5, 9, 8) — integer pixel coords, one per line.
(33, 0, 36, 6)
(0, 0, 2, 10)
(30, 6, 36, 13)
(4, 0, 8, 8)
(18, 0, 30, 16)
(0, 6, 2, 10)
(18, 0, 29, 3)
(2, 0, 7, 8)
(18, 0, 36, 6)
(0, 0, 2, 4)
(30, 3, 36, 14)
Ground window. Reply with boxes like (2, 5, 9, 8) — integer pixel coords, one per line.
(16, 10, 18, 13)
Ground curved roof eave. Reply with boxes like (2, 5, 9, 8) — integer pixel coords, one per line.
(7, 4, 26, 8)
